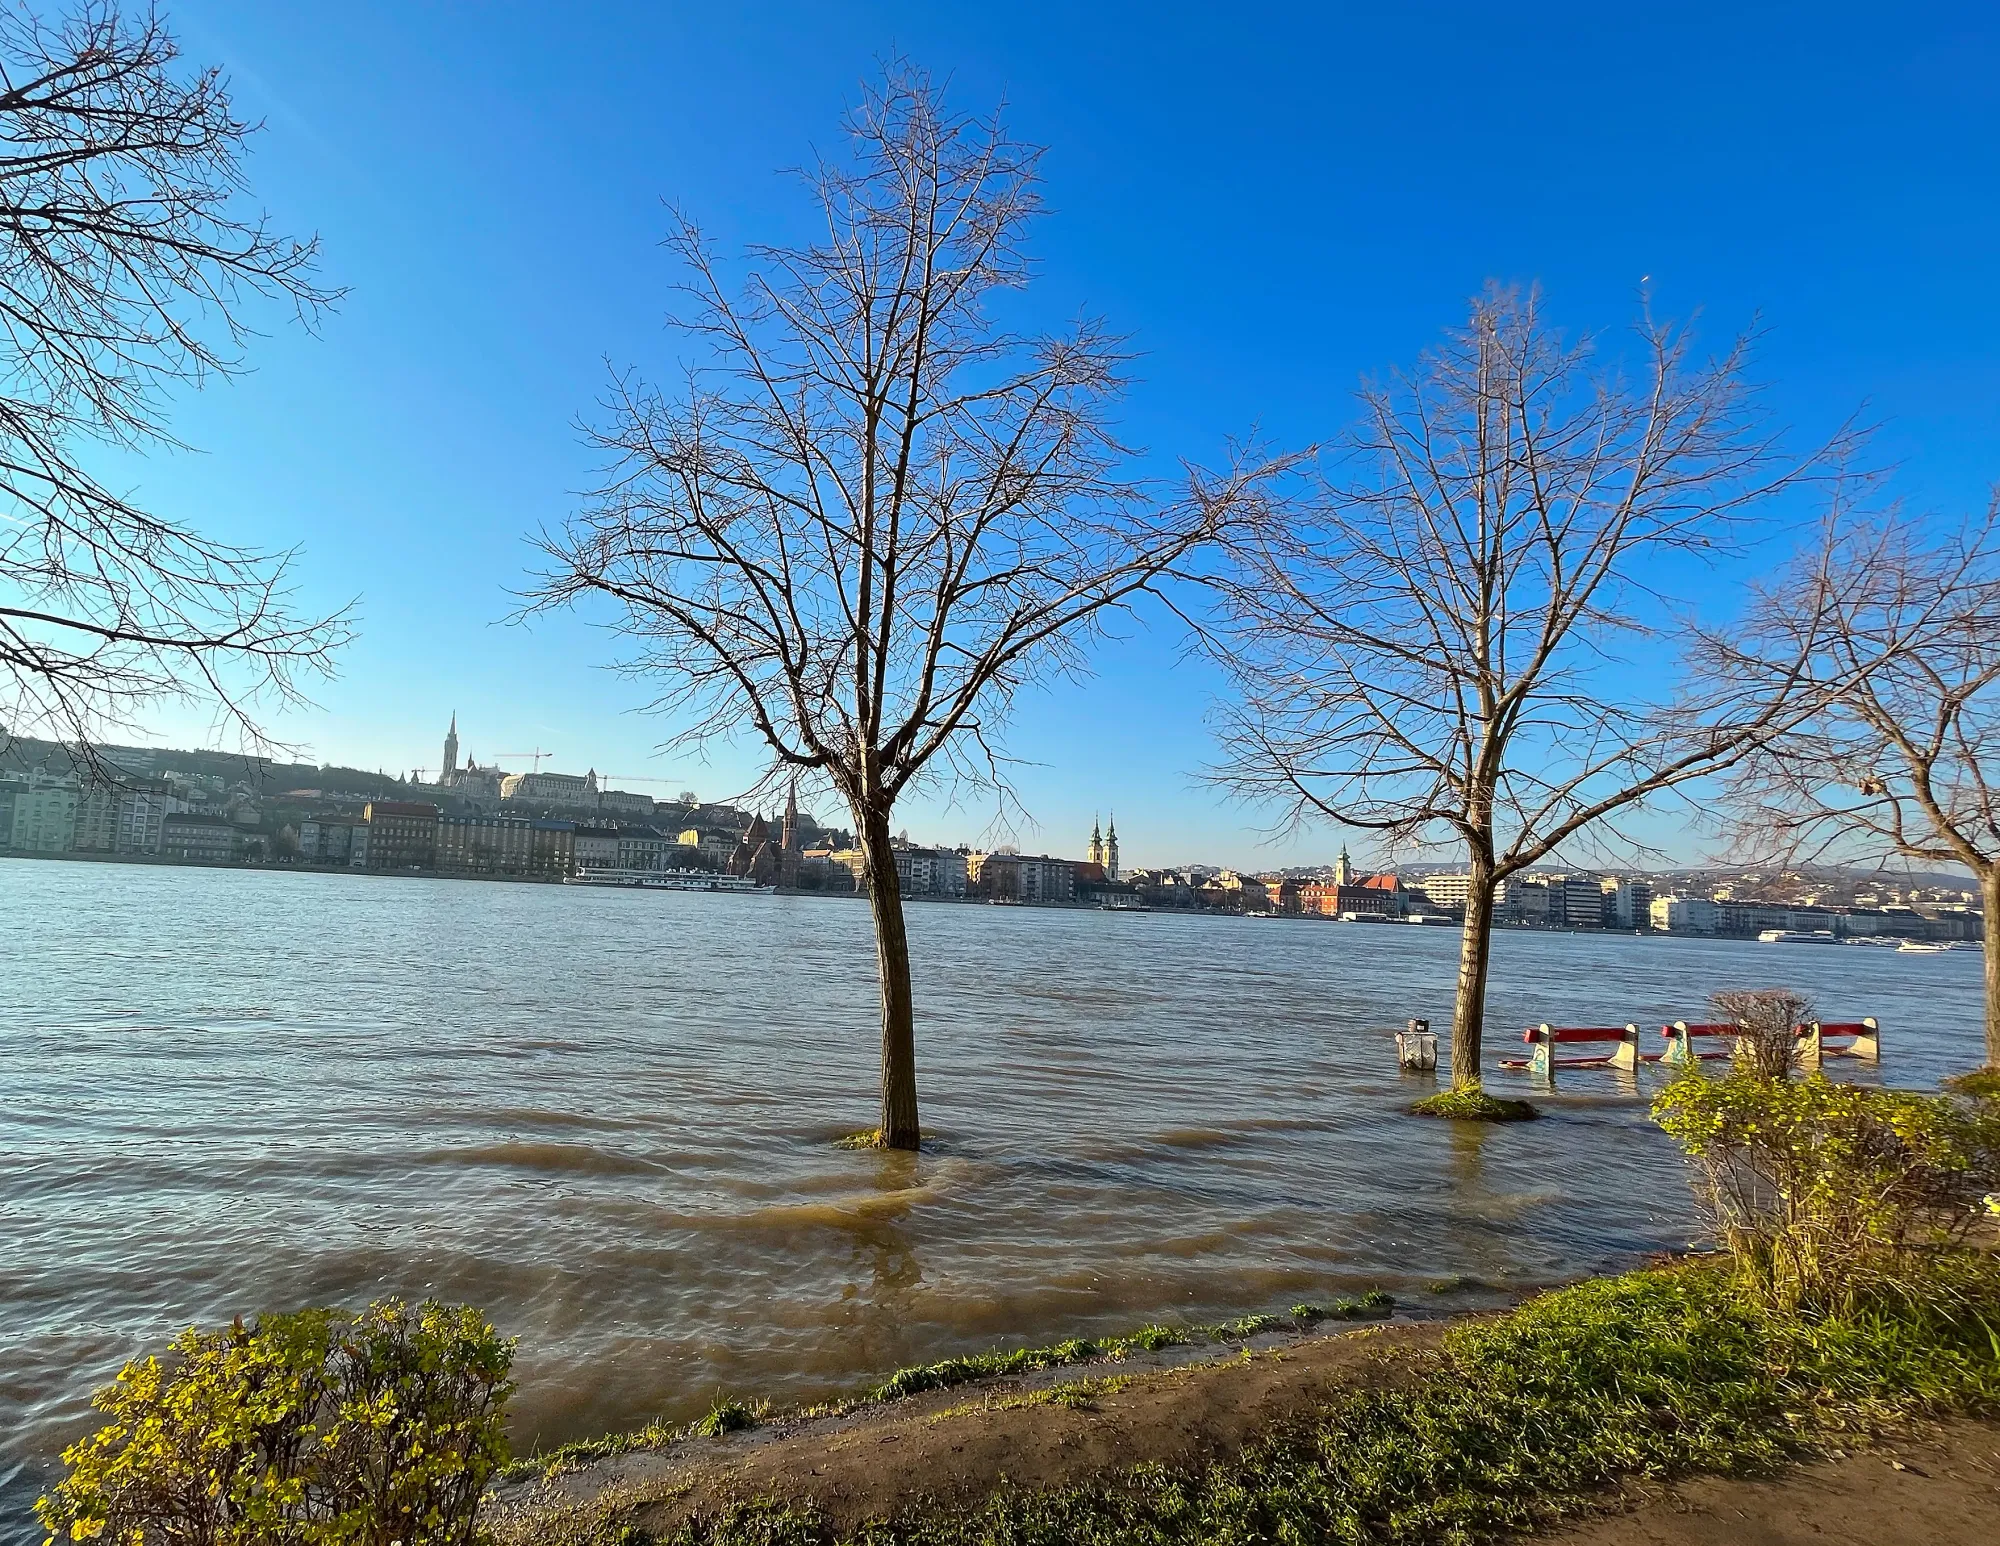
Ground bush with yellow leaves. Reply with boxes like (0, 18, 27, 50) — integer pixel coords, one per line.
(37, 1299, 513, 1546)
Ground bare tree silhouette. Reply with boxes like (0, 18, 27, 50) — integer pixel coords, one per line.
(1205, 287, 1842, 1090)
(0, 1, 350, 767)
(530, 66, 1258, 1148)
(1718, 499, 2000, 1067)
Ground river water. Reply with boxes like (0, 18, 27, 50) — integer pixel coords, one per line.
(0, 857, 1989, 1535)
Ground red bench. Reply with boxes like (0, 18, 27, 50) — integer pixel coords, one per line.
(1499, 1024, 1648, 1084)
(1662, 1017, 1882, 1068)
(1800, 1018, 1880, 1066)
(1661, 1021, 1739, 1065)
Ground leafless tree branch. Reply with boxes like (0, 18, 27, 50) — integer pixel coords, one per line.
(0, 1, 352, 773)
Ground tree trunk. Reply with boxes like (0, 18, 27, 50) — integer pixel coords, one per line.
(1984, 867, 2000, 1070)
(860, 804, 921, 1149)
(1451, 854, 1497, 1089)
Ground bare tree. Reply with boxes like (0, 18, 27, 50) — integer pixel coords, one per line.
(1718, 501, 2000, 1067)
(529, 68, 1251, 1149)
(0, 1, 350, 765)
(1205, 286, 1840, 1091)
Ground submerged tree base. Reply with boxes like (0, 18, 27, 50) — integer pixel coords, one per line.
(833, 1128, 927, 1151)
(1410, 1087, 1539, 1122)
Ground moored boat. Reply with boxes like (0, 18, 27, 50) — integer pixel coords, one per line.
(565, 867, 774, 893)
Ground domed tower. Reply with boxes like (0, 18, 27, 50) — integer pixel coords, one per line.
(1106, 814, 1120, 881)
(1087, 815, 1104, 868)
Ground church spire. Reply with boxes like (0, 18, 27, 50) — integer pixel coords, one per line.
(441, 713, 460, 781)
(782, 776, 799, 852)
(1105, 812, 1120, 881)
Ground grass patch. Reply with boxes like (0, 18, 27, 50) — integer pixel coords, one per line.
(1411, 1087, 1539, 1122)
(865, 1305, 1384, 1405)
(692, 1398, 758, 1438)
(608, 1255, 2000, 1546)
(928, 1374, 1137, 1424)
(1291, 1291, 1394, 1322)
(498, 1398, 766, 1481)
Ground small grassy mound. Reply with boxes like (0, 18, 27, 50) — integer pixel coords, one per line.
(1410, 1086, 1539, 1122)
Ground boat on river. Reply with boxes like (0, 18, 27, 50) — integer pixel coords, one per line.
(1757, 929, 1842, 944)
(566, 867, 773, 893)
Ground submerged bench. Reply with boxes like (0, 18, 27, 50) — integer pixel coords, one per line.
(1800, 1018, 1881, 1067)
(1500, 1024, 1649, 1084)
(1661, 1021, 1739, 1065)
(1662, 1017, 1882, 1068)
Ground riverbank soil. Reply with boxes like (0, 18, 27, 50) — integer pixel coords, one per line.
(1554, 1418, 2000, 1545)
(494, 1313, 2000, 1546)
(494, 1319, 1450, 1540)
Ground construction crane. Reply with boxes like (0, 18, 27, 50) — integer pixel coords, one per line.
(493, 749, 553, 771)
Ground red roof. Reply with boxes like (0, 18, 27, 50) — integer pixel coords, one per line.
(1360, 874, 1401, 890)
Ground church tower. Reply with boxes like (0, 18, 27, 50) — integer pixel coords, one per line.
(441, 713, 459, 782)
(1087, 815, 1104, 868)
(1335, 845, 1353, 887)
(1105, 814, 1120, 881)
(777, 779, 802, 887)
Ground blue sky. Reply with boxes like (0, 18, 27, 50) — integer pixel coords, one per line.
(104, 1, 2000, 868)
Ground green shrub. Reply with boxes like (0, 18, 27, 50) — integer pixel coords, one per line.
(1654, 1068, 2000, 1312)
(1943, 1066, 2000, 1103)
(37, 1299, 514, 1546)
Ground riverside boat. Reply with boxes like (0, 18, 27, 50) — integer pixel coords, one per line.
(1757, 929, 1842, 945)
(565, 867, 774, 893)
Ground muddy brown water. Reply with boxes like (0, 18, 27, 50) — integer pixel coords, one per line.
(0, 857, 1989, 1540)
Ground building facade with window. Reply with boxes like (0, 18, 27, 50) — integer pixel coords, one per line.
(362, 802, 439, 870)
(161, 813, 237, 863)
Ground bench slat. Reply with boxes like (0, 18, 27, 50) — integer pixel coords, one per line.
(1520, 1026, 1635, 1043)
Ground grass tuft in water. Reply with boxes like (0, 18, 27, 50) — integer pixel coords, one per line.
(1410, 1086, 1539, 1122)
(693, 1398, 758, 1438)
(1290, 1291, 1394, 1322)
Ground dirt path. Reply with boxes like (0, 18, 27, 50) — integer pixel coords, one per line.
(1557, 1419, 2000, 1545)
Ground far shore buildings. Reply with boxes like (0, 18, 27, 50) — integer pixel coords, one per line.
(1295, 848, 1409, 918)
(0, 719, 1987, 942)
(725, 783, 806, 888)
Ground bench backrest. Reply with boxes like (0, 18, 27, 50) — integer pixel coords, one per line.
(1521, 1025, 1634, 1044)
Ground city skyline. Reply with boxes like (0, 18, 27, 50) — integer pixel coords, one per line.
(55, 1, 2000, 870)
